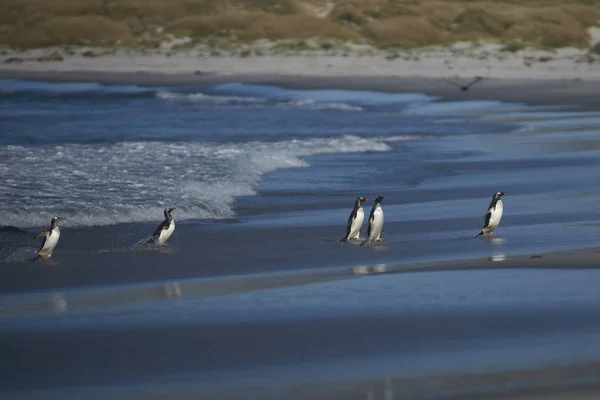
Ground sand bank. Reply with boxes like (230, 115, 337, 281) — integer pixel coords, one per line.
(2, 43, 600, 79)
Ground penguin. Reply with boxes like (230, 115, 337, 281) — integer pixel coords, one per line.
(476, 191, 507, 238)
(152, 208, 176, 246)
(361, 196, 385, 247)
(34, 216, 65, 259)
(341, 197, 368, 242)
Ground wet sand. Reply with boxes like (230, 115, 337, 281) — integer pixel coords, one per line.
(4, 265, 600, 399)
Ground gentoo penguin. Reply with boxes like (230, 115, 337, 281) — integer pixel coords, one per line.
(476, 191, 507, 238)
(361, 196, 385, 247)
(34, 216, 65, 259)
(152, 208, 176, 246)
(341, 196, 368, 242)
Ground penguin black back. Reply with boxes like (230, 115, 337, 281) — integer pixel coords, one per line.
(153, 208, 175, 237)
(485, 191, 507, 214)
(366, 196, 384, 237)
(341, 196, 368, 242)
(348, 197, 367, 223)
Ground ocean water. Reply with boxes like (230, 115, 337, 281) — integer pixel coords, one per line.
(3, 78, 600, 398)
(0, 79, 513, 227)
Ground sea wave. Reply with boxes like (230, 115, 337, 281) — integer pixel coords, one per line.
(1, 80, 440, 112)
(155, 91, 265, 104)
(211, 83, 438, 108)
(403, 100, 526, 116)
(0, 135, 404, 228)
(156, 90, 363, 111)
(0, 79, 155, 97)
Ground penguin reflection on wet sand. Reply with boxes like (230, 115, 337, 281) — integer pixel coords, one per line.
(361, 196, 385, 247)
(152, 208, 176, 246)
(341, 196, 368, 242)
(34, 216, 65, 259)
(476, 192, 507, 238)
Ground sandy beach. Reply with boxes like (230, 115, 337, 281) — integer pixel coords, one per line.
(5, 43, 600, 108)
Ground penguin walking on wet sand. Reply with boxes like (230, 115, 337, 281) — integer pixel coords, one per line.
(34, 216, 65, 259)
(476, 192, 507, 238)
(341, 196, 368, 242)
(361, 196, 385, 247)
(152, 208, 176, 246)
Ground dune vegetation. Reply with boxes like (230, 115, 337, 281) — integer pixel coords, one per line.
(2, 0, 600, 50)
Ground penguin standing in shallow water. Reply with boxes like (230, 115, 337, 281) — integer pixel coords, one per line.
(152, 208, 176, 246)
(341, 196, 368, 242)
(476, 192, 507, 238)
(34, 216, 65, 259)
(361, 196, 385, 247)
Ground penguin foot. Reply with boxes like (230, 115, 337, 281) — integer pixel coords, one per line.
(35, 253, 50, 262)
(376, 238, 386, 242)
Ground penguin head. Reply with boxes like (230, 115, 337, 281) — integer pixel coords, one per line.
(164, 207, 176, 218)
(375, 195, 384, 204)
(356, 197, 368, 206)
(495, 191, 507, 198)
(50, 216, 65, 228)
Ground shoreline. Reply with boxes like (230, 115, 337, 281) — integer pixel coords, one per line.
(3, 69, 600, 106)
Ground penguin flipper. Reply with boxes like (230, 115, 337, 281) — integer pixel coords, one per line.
(366, 217, 374, 239)
(341, 222, 352, 242)
(152, 220, 169, 238)
(34, 231, 49, 239)
(476, 211, 493, 238)
(482, 211, 492, 229)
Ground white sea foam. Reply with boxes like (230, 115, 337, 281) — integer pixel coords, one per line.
(156, 90, 363, 111)
(211, 83, 438, 106)
(0, 135, 398, 228)
(158, 83, 440, 112)
(282, 99, 363, 111)
(156, 91, 265, 104)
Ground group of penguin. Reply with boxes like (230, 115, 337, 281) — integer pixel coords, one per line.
(33, 191, 507, 260)
(34, 207, 176, 260)
(341, 191, 507, 245)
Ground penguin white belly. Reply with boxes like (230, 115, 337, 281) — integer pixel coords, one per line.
(157, 220, 175, 245)
(369, 208, 384, 240)
(349, 208, 364, 239)
(488, 200, 503, 229)
(39, 227, 60, 257)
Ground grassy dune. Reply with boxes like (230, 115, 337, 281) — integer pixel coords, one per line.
(2, 0, 600, 50)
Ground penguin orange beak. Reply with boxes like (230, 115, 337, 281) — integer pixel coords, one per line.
(57, 217, 65, 221)
(169, 208, 176, 212)
(501, 192, 508, 195)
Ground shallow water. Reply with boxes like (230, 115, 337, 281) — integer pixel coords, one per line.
(2, 78, 600, 398)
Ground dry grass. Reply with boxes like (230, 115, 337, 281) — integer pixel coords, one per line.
(247, 14, 360, 40)
(170, 12, 359, 42)
(446, 4, 594, 47)
(363, 16, 443, 48)
(2, 0, 600, 49)
(7, 16, 133, 48)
